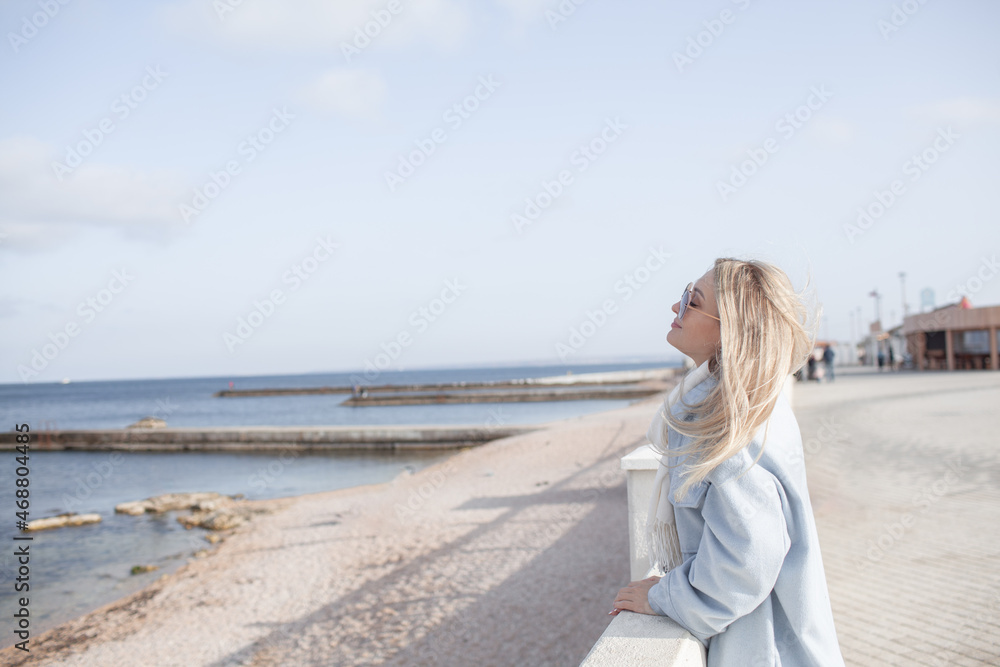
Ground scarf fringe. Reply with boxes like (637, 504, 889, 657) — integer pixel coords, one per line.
(648, 516, 683, 574)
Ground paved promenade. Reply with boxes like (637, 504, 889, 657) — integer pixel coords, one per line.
(794, 366, 1000, 666)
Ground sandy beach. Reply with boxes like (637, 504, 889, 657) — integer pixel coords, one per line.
(4, 387, 668, 666)
(7, 366, 1000, 666)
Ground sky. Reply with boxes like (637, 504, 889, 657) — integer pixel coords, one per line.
(1, 0, 998, 384)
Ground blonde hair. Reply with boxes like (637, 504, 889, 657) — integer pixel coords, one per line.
(656, 257, 821, 500)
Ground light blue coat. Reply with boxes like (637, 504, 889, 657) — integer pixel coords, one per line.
(646, 373, 845, 666)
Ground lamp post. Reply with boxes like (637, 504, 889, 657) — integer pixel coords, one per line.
(869, 289, 882, 328)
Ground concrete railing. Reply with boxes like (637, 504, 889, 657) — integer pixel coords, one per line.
(579, 375, 796, 666)
(578, 610, 706, 666)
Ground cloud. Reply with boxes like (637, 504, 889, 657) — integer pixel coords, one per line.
(810, 117, 855, 144)
(158, 0, 472, 55)
(0, 136, 187, 246)
(299, 69, 387, 119)
(910, 97, 1000, 125)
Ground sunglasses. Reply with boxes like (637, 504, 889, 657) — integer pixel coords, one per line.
(678, 282, 720, 322)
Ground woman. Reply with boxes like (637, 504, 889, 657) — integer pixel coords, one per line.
(610, 258, 845, 666)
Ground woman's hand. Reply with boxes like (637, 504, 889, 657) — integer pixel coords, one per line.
(610, 576, 661, 616)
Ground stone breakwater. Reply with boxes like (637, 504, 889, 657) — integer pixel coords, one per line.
(0, 424, 539, 452)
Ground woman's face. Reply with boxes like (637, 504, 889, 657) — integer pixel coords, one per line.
(666, 269, 722, 367)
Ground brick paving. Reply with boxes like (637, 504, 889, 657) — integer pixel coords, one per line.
(792, 366, 1000, 667)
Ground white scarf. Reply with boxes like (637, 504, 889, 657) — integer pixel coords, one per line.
(645, 358, 714, 575)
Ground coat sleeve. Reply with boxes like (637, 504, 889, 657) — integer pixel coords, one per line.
(646, 468, 791, 644)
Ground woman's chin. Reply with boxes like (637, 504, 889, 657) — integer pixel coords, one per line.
(665, 330, 682, 352)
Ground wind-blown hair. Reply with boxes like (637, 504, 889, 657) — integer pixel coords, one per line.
(654, 257, 821, 501)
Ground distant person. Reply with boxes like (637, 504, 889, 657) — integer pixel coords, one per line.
(888, 344, 895, 371)
(878, 348, 886, 371)
(610, 258, 845, 665)
(823, 344, 835, 382)
(807, 354, 817, 381)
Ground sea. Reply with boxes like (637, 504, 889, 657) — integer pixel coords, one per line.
(0, 360, 678, 646)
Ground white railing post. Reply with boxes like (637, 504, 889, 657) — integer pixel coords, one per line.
(620, 444, 661, 581)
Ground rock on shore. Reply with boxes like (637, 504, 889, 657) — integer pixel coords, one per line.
(115, 491, 273, 532)
(23, 512, 102, 531)
(114, 492, 227, 515)
(176, 499, 273, 531)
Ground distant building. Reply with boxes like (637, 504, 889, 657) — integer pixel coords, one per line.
(902, 301, 1000, 370)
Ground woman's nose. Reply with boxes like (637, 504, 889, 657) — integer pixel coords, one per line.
(670, 301, 680, 314)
